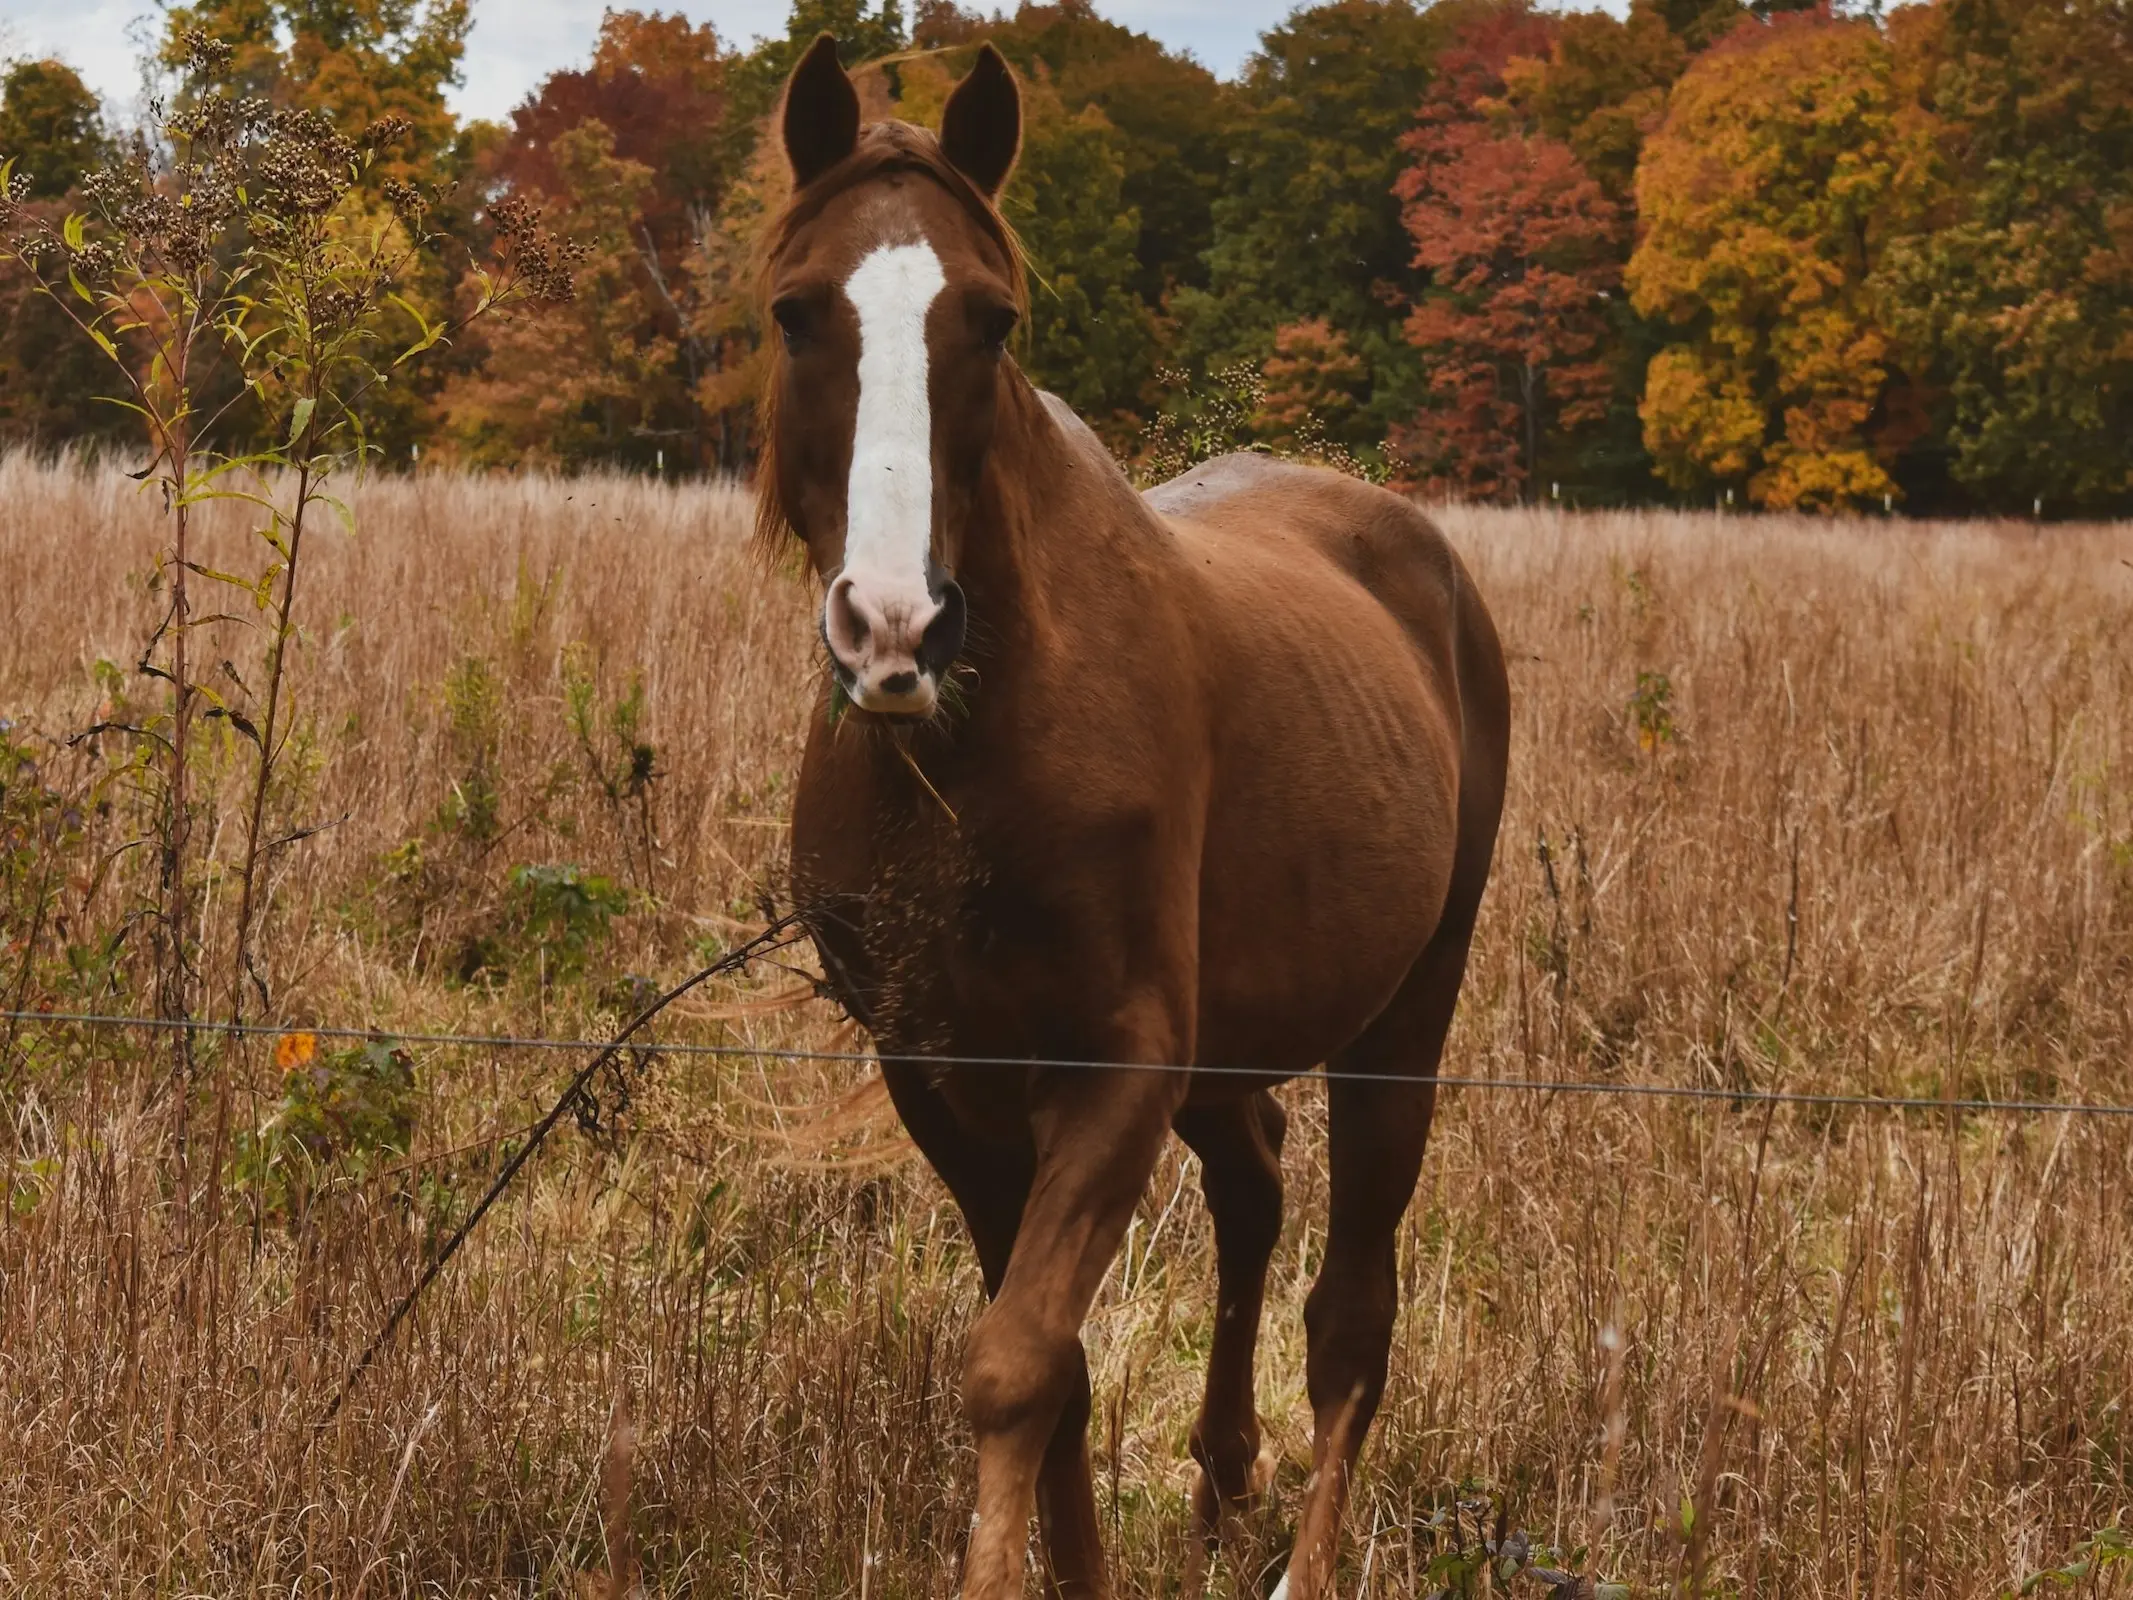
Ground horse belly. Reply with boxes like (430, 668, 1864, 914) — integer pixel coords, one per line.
(1191, 563, 1461, 1073)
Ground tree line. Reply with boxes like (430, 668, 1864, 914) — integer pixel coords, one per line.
(1, 0, 2127, 513)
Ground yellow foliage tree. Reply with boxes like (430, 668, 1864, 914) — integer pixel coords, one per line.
(1627, 12, 1931, 510)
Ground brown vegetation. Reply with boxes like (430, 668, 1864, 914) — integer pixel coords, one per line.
(4, 452, 2132, 1594)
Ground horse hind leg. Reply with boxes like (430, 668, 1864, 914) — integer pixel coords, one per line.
(1274, 911, 1479, 1600)
(1173, 1092, 1288, 1548)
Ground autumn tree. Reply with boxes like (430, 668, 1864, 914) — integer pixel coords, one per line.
(1397, 131, 1625, 499)
(482, 10, 736, 469)
(490, 11, 728, 252)
(1499, 0, 1687, 201)
(152, 0, 477, 456)
(441, 121, 676, 466)
(1873, 0, 2133, 514)
(1628, 11, 1929, 510)
(161, 0, 471, 190)
(1257, 318, 1369, 453)
(1393, 4, 1626, 500)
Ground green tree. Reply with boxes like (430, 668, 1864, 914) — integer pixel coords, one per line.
(1628, 11, 1929, 509)
(0, 59, 111, 199)
(719, 0, 906, 179)
(0, 60, 123, 447)
(1873, 0, 2133, 515)
(898, 47, 1158, 436)
(1006, 95, 1157, 437)
(919, 0, 1238, 303)
(1177, 0, 1450, 440)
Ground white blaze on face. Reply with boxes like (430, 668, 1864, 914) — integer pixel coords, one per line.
(841, 240, 947, 609)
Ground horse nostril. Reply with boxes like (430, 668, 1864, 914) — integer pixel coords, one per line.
(880, 670, 919, 696)
(918, 580, 969, 678)
(824, 574, 872, 665)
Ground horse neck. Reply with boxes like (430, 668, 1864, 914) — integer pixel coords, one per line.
(954, 372, 1153, 654)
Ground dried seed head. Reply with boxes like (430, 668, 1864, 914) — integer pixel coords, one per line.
(68, 240, 117, 281)
(382, 178, 428, 223)
(181, 29, 236, 77)
(515, 230, 592, 304)
(487, 196, 540, 240)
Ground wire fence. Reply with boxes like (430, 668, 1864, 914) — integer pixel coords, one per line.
(11, 917, 2133, 1424)
(8, 1006, 2133, 1120)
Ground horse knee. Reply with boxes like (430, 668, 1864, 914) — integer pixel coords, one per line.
(964, 1305, 1083, 1445)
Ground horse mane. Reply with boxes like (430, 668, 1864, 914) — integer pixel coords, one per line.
(752, 120, 1030, 564)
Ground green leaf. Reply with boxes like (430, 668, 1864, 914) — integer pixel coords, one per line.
(62, 212, 85, 251)
(68, 269, 93, 305)
(87, 325, 118, 360)
(182, 560, 267, 594)
(287, 397, 316, 448)
(320, 494, 357, 537)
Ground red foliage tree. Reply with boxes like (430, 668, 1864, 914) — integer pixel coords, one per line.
(489, 11, 729, 260)
(1393, 7, 1626, 501)
(472, 11, 736, 471)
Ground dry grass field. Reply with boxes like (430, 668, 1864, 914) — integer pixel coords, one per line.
(4, 450, 2133, 1596)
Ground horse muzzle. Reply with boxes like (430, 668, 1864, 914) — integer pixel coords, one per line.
(823, 571, 968, 715)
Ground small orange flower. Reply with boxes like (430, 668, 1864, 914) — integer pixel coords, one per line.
(274, 1031, 318, 1072)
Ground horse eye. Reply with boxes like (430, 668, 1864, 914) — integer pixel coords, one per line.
(772, 298, 811, 352)
(978, 303, 1018, 352)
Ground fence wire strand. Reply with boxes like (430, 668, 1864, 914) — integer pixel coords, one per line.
(7, 1006, 2133, 1119)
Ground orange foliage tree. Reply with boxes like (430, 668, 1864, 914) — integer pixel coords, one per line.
(450, 11, 740, 471)
(440, 122, 678, 467)
(1256, 318, 1368, 455)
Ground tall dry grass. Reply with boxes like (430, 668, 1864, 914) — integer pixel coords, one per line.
(3, 450, 2132, 1595)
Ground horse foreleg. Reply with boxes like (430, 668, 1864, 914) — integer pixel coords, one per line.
(958, 1046, 1188, 1600)
(882, 1060, 1109, 1598)
(1173, 1092, 1287, 1548)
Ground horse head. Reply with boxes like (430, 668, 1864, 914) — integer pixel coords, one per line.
(760, 35, 1026, 719)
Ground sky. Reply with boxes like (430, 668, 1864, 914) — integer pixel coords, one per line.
(0, 0, 1384, 128)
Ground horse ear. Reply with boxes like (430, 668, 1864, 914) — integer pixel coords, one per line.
(939, 43, 1020, 198)
(782, 33, 861, 189)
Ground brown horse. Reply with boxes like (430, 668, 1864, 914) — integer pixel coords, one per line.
(764, 35, 1509, 1600)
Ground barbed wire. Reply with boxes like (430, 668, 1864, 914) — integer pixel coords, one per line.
(7, 1006, 2133, 1119)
